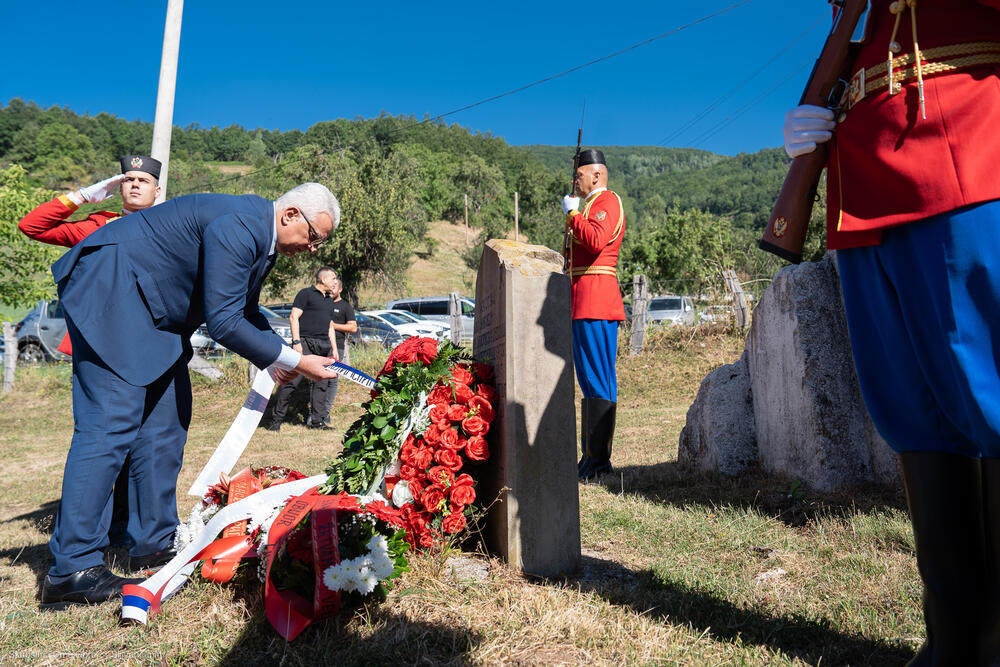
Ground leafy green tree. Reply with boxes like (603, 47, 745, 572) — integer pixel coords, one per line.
(0, 165, 62, 307)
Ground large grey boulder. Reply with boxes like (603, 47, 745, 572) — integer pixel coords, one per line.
(679, 253, 899, 491)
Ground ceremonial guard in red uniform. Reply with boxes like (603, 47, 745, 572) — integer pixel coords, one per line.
(18, 155, 162, 561)
(783, 1, 1000, 662)
(561, 149, 626, 480)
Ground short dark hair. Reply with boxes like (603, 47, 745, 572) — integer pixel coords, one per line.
(315, 265, 336, 283)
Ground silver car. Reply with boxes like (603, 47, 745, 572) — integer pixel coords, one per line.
(385, 296, 475, 341)
(645, 296, 696, 327)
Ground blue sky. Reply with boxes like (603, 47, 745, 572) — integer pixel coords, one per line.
(0, 0, 831, 155)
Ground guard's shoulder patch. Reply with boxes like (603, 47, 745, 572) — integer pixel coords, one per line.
(595, 210, 607, 221)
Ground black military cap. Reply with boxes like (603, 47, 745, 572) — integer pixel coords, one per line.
(120, 155, 162, 180)
(576, 149, 606, 167)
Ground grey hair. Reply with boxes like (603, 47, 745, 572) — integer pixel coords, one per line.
(275, 182, 341, 230)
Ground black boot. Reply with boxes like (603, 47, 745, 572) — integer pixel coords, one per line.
(580, 398, 616, 481)
(900, 451, 984, 666)
(578, 399, 592, 477)
(980, 458, 1000, 665)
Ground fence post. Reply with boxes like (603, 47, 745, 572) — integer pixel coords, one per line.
(3, 322, 16, 394)
(448, 292, 462, 346)
(629, 274, 647, 356)
(514, 191, 519, 242)
(722, 269, 750, 330)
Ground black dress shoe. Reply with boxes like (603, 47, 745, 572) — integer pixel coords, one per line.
(127, 548, 177, 573)
(265, 421, 281, 432)
(40, 565, 141, 607)
(307, 422, 331, 430)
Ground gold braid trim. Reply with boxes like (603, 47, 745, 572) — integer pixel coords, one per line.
(569, 266, 617, 277)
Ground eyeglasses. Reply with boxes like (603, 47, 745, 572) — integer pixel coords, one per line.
(297, 209, 328, 250)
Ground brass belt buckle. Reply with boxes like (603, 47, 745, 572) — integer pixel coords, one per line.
(846, 67, 866, 111)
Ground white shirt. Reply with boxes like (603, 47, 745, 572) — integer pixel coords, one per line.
(269, 203, 302, 371)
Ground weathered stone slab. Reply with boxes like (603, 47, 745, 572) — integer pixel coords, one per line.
(678, 351, 756, 475)
(679, 253, 899, 491)
(474, 239, 580, 577)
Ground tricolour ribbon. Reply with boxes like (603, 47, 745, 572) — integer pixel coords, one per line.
(122, 474, 327, 625)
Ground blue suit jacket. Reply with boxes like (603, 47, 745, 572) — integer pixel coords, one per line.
(51, 193, 285, 386)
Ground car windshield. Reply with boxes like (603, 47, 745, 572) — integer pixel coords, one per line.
(650, 297, 683, 311)
(379, 312, 412, 325)
(259, 306, 281, 319)
(390, 310, 421, 323)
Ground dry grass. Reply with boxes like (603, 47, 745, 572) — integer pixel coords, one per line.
(0, 325, 922, 665)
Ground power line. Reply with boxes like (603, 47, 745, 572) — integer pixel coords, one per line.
(688, 59, 811, 149)
(179, 0, 754, 195)
(656, 15, 823, 147)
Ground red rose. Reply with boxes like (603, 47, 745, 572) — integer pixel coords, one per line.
(385, 475, 399, 496)
(451, 382, 475, 405)
(434, 447, 463, 471)
(427, 466, 456, 487)
(476, 383, 497, 403)
(450, 482, 476, 506)
(454, 473, 473, 487)
(462, 415, 489, 437)
(416, 338, 439, 364)
(421, 486, 446, 513)
(400, 463, 418, 480)
(442, 512, 467, 534)
(468, 396, 495, 423)
(408, 478, 425, 501)
(447, 404, 467, 421)
(423, 425, 442, 446)
(439, 427, 462, 451)
(434, 418, 451, 431)
(473, 362, 495, 382)
(429, 404, 449, 423)
(419, 530, 436, 548)
(400, 441, 418, 465)
(450, 364, 474, 386)
(465, 435, 489, 461)
(428, 383, 453, 406)
(413, 446, 434, 470)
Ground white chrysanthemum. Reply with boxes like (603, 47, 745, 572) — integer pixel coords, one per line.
(357, 575, 379, 595)
(367, 535, 388, 552)
(372, 554, 395, 579)
(323, 565, 347, 592)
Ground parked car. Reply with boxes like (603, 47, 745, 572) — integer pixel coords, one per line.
(385, 296, 475, 340)
(363, 309, 450, 340)
(351, 313, 406, 349)
(15, 299, 292, 363)
(265, 303, 295, 319)
(646, 295, 696, 326)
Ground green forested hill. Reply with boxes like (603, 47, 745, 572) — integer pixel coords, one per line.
(1, 99, 814, 304)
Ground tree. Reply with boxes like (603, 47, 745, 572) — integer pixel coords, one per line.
(0, 165, 62, 307)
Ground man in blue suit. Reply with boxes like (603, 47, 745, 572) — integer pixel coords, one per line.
(41, 182, 342, 606)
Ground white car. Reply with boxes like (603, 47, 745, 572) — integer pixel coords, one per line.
(362, 309, 451, 340)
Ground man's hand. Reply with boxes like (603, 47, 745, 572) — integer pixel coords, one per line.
(783, 105, 835, 159)
(267, 365, 299, 384)
(296, 354, 340, 382)
(292, 343, 303, 354)
(562, 194, 580, 215)
(78, 174, 125, 203)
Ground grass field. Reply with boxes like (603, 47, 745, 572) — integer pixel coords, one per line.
(0, 326, 923, 666)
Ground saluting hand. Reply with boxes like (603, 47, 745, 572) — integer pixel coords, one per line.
(78, 174, 126, 203)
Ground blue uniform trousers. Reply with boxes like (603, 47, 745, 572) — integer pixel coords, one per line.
(838, 199, 1000, 457)
(572, 319, 619, 402)
(48, 316, 190, 577)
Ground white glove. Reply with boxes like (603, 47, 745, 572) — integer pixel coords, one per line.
(77, 174, 125, 203)
(783, 105, 836, 158)
(561, 194, 580, 215)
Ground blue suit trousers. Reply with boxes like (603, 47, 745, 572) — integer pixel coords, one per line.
(48, 316, 191, 577)
(838, 199, 1000, 457)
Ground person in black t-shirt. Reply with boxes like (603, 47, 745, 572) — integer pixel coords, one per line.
(325, 276, 357, 412)
(268, 266, 354, 430)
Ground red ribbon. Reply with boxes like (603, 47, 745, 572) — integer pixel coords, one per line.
(201, 467, 263, 583)
(264, 488, 345, 641)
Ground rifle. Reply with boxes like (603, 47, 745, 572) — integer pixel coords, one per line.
(564, 101, 586, 263)
(758, 0, 871, 264)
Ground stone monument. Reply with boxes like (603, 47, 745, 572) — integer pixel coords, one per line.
(473, 239, 581, 577)
(678, 253, 899, 491)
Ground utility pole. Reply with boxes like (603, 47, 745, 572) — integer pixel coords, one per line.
(464, 193, 469, 244)
(514, 191, 519, 242)
(151, 0, 184, 204)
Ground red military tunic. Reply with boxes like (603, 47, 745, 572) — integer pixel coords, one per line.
(565, 188, 626, 321)
(18, 194, 122, 355)
(827, 0, 1000, 249)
